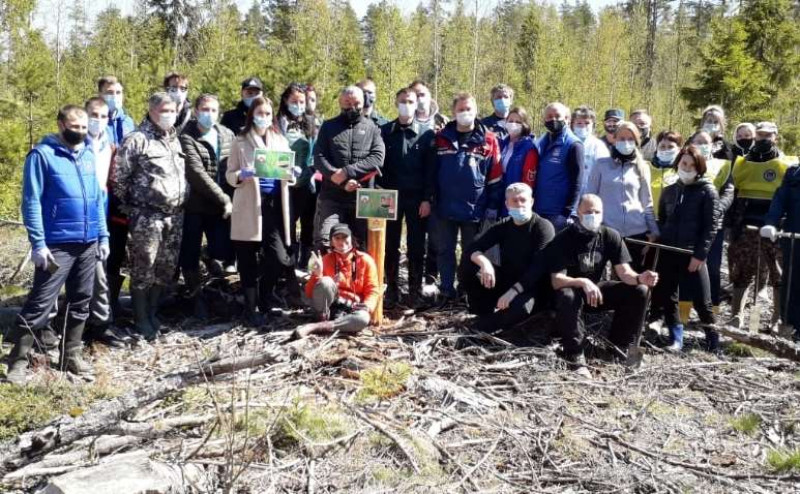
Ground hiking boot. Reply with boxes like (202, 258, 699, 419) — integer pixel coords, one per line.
(63, 349, 94, 375)
(4, 359, 28, 385)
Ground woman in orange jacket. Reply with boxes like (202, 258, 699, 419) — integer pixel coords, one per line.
(294, 223, 380, 338)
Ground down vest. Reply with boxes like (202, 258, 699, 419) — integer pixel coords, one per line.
(658, 178, 719, 261)
(179, 120, 233, 215)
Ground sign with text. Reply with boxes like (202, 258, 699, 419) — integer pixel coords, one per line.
(356, 189, 398, 221)
(253, 149, 295, 181)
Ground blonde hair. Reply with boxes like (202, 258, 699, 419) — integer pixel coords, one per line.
(614, 121, 650, 181)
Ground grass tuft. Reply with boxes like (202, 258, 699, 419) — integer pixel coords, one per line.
(766, 448, 800, 472)
(357, 361, 412, 403)
(730, 413, 761, 435)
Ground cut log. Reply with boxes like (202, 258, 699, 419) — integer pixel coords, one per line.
(716, 325, 800, 362)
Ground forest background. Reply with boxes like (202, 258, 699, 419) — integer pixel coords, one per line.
(0, 0, 799, 219)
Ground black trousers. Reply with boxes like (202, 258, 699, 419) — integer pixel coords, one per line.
(290, 185, 317, 254)
(107, 219, 128, 282)
(554, 280, 648, 356)
(386, 193, 427, 293)
(459, 261, 536, 331)
(623, 232, 649, 273)
(652, 251, 715, 328)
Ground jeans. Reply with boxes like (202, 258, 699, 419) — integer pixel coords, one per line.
(434, 214, 479, 297)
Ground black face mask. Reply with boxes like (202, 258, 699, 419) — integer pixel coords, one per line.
(364, 93, 376, 109)
(752, 139, 774, 154)
(545, 119, 565, 134)
(62, 129, 86, 146)
(341, 107, 361, 123)
(736, 138, 754, 150)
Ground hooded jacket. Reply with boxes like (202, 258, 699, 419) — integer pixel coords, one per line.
(22, 134, 108, 250)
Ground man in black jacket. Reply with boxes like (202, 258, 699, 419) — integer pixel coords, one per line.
(379, 88, 436, 305)
(313, 85, 386, 250)
(179, 94, 234, 317)
(460, 183, 555, 332)
(221, 77, 264, 135)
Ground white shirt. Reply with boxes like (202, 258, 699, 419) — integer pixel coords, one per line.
(580, 134, 610, 192)
(89, 131, 112, 192)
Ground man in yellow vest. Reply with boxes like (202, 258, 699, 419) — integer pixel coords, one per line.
(721, 122, 798, 330)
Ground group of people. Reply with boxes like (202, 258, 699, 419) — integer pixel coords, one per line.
(5, 74, 800, 384)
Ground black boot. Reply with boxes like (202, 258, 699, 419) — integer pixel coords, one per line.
(85, 323, 128, 348)
(132, 288, 156, 340)
(243, 287, 266, 327)
(61, 319, 93, 375)
(39, 326, 62, 366)
(184, 270, 209, 320)
(108, 273, 130, 319)
(283, 266, 304, 308)
(148, 285, 164, 333)
(4, 326, 34, 385)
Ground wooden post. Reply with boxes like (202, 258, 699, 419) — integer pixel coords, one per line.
(280, 180, 291, 247)
(367, 218, 386, 326)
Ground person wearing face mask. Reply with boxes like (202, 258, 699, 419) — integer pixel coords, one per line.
(379, 87, 437, 306)
(164, 72, 192, 134)
(432, 91, 503, 301)
(278, 83, 316, 268)
(97, 75, 135, 147)
(481, 84, 514, 142)
(114, 93, 187, 340)
(600, 108, 625, 151)
(649, 131, 682, 216)
(292, 224, 380, 339)
(177, 94, 235, 319)
(721, 122, 798, 330)
(651, 146, 720, 352)
(461, 183, 555, 331)
(226, 96, 297, 326)
(730, 122, 756, 160)
(535, 102, 584, 232)
(630, 109, 656, 162)
(700, 105, 732, 161)
(586, 121, 658, 271)
(5, 106, 108, 385)
(221, 77, 264, 135)
(571, 106, 610, 192)
(304, 85, 322, 135)
(548, 194, 659, 377)
(498, 107, 538, 214)
(410, 80, 448, 133)
(356, 78, 388, 127)
(313, 85, 385, 251)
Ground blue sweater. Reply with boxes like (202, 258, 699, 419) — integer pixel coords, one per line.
(22, 135, 108, 251)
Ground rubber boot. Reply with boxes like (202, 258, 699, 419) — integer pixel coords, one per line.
(243, 288, 266, 327)
(108, 273, 129, 319)
(4, 328, 33, 385)
(728, 287, 747, 329)
(61, 319, 93, 375)
(40, 327, 62, 366)
(148, 285, 163, 333)
(704, 327, 721, 353)
(678, 301, 692, 325)
(665, 324, 684, 352)
(132, 288, 156, 340)
(184, 270, 209, 320)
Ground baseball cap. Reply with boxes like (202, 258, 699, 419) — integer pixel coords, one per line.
(604, 109, 625, 121)
(241, 77, 264, 90)
(330, 223, 352, 238)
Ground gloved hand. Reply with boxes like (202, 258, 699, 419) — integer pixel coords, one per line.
(760, 225, 778, 242)
(32, 247, 57, 272)
(98, 241, 110, 261)
(239, 168, 255, 180)
(222, 201, 233, 219)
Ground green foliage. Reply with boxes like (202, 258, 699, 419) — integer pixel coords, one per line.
(766, 448, 800, 472)
(357, 361, 412, 403)
(729, 413, 761, 435)
(272, 400, 351, 449)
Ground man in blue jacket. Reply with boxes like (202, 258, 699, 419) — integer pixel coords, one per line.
(433, 92, 503, 300)
(481, 84, 514, 142)
(379, 87, 436, 306)
(6, 106, 109, 385)
(535, 102, 584, 231)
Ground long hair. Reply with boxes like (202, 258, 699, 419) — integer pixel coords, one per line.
(241, 96, 277, 137)
(278, 82, 311, 137)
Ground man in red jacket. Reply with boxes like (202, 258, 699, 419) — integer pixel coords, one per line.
(294, 224, 380, 338)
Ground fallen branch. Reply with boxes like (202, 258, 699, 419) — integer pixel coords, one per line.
(715, 325, 800, 362)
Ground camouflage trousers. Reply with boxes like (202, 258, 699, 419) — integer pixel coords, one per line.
(728, 229, 782, 289)
(128, 209, 184, 290)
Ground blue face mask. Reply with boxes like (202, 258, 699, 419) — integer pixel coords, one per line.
(197, 111, 216, 129)
(104, 95, 120, 114)
(508, 207, 532, 223)
(253, 115, 270, 129)
(493, 98, 511, 113)
(615, 140, 636, 156)
(288, 103, 306, 118)
(243, 96, 257, 108)
(573, 126, 590, 141)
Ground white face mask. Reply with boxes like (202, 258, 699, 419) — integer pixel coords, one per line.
(615, 139, 636, 156)
(88, 118, 104, 137)
(157, 112, 177, 131)
(506, 122, 522, 137)
(678, 169, 698, 184)
(417, 96, 430, 113)
(656, 149, 678, 164)
(398, 102, 416, 118)
(703, 123, 720, 135)
(456, 111, 476, 127)
(580, 212, 603, 232)
(696, 143, 712, 158)
(573, 126, 590, 141)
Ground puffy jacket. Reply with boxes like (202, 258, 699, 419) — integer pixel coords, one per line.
(305, 249, 381, 313)
(106, 108, 135, 147)
(314, 113, 385, 204)
(114, 119, 188, 215)
(22, 135, 108, 250)
(499, 135, 538, 216)
(378, 119, 436, 199)
(535, 129, 584, 217)
(179, 120, 234, 215)
(220, 100, 249, 135)
(658, 178, 718, 261)
(434, 121, 503, 222)
(765, 166, 800, 234)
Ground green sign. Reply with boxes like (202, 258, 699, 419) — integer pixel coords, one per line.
(254, 149, 295, 181)
(356, 189, 398, 221)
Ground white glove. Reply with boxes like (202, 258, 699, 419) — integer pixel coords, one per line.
(223, 202, 233, 219)
(32, 247, 56, 271)
(760, 225, 778, 242)
(98, 242, 110, 261)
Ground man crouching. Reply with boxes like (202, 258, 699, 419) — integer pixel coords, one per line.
(293, 224, 380, 339)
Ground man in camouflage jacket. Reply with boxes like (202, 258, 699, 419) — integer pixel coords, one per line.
(113, 92, 188, 340)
